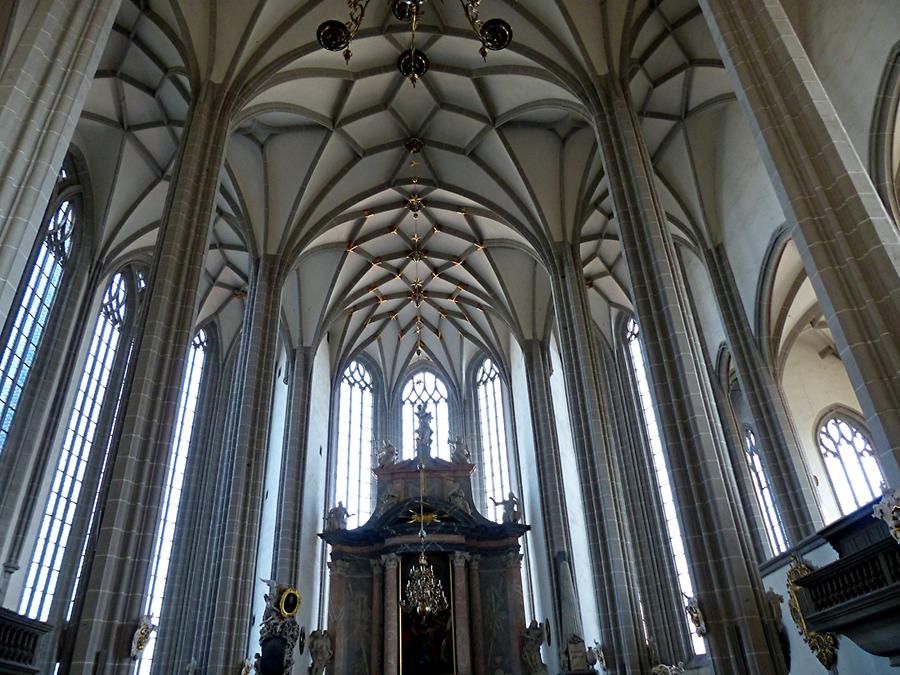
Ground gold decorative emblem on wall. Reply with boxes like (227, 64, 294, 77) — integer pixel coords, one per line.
(786, 555, 838, 669)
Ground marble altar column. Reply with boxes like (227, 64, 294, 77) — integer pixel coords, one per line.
(383, 554, 400, 675)
(452, 552, 472, 675)
(700, 0, 900, 484)
(468, 556, 485, 675)
(371, 559, 384, 675)
(503, 552, 524, 675)
(328, 559, 350, 674)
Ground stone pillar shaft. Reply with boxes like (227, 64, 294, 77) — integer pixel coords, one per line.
(705, 243, 822, 542)
(550, 244, 647, 672)
(595, 84, 787, 673)
(520, 340, 583, 645)
(0, 0, 121, 329)
(67, 83, 232, 674)
(700, 0, 900, 484)
(383, 554, 400, 675)
(503, 553, 524, 675)
(273, 346, 315, 582)
(468, 556, 485, 675)
(452, 552, 471, 675)
(207, 253, 285, 671)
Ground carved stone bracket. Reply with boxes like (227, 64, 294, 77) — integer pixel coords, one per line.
(873, 488, 900, 545)
(786, 555, 838, 669)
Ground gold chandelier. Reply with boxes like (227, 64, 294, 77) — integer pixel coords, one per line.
(316, 0, 513, 86)
(400, 426, 448, 617)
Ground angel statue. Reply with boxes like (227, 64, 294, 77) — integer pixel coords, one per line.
(377, 439, 399, 467)
(449, 435, 472, 464)
(308, 629, 334, 675)
(491, 491, 522, 524)
(324, 501, 353, 531)
(521, 619, 547, 674)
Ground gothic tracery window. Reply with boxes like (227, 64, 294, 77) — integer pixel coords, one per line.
(742, 428, 787, 555)
(136, 329, 209, 674)
(475, 358, 511, 523)
(817, 412, 884, 516)
(0, 166, 78, 456)
(20, 271, 132, 622)
(401, 370, 450, 460)
(624, 318, 706, 655)
(335, 360, 375, 529)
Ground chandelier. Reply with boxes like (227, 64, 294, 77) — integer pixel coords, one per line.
(316, 0, 513, 86)
(400, 423, 449, 617)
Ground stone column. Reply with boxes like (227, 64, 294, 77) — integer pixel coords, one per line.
(67, 83, 233, 674)
(520, 340, 584, 646)
(468, 556, 485, 675)
(370, 559, 384, 675)
(549, 244, 648, 672)
(594, 82, 787, 673)
(383, 554, 400, 675)
(700, 0, 900, 485)
(273, 346, 315, 581)
(705, 244, 822, 542)
(207, 253, 286, 671)
(452, 552, 472, 675)
(0, 0, 121, 328)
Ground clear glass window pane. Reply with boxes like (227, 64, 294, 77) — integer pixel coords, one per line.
(401, 370, 450, 460)
(817, 414, 884, 516)
(742, 428, 787, 555)
(335, 361, 375, 529)
(20, 273, 127, 622)
(625, 318, 706, 655)
(475, 359, 511, 523)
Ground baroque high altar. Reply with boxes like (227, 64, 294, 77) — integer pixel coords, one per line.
(321, 404, 532, 675)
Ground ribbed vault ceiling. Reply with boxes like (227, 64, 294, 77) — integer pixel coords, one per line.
(70, 0, 758, 386)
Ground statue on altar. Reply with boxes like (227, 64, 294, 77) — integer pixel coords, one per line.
(415, 403, 433, 462)
(491, 491, 522, 524)
(308, 629, 334, 675)
(449, 435, 472, 464)
(324, 502, 352, 531)
(377, 440, 399, 467)
(522, 619, 547, 673)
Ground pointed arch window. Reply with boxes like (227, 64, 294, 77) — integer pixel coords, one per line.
(742, 428, 787, 555)
(0, 166, 78, 455)
(136, 329, 209, 674)
(475, 358, 511, 523)
(335, 361, 375, 529)
(624, 318, 705, 655)
(20, 271, 131, 622)
(817, 412, 884, 516)
(402, 370, 450, 460)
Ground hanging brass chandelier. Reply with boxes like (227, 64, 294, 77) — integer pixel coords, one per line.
(400, 450, 448, 617)
(316, 0, 513, 86)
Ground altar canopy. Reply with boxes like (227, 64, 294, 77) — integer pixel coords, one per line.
(321, 406, 530, 675)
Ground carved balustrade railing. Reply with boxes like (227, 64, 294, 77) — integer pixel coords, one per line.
(0, 608, 50, 675)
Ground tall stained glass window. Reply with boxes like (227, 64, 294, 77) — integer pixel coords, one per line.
(817, 413, 884, 516)
(335, 361, 375, 529)
(135, 330, 209, 674)
(743, 428, 787, 555)
(0, 168, 77, 455)
(625, 318, 705, 655)
(475, 358, 511, 523)
(20, 273, 129, 622)
(401, 370, 450, 460)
